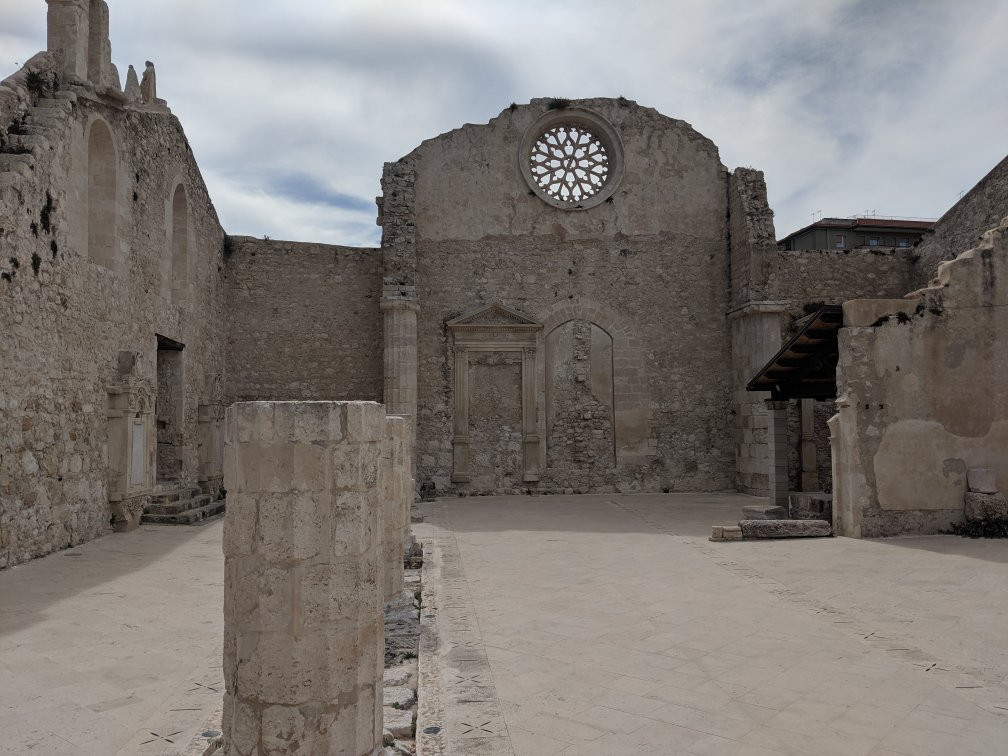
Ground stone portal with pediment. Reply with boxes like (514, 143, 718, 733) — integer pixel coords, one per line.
(447, 303, 543, 485)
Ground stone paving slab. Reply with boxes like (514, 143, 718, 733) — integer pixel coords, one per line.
(0, 521, 225, 756)
(420, 493, 1008, 755)
(3, 493, 1007, 755)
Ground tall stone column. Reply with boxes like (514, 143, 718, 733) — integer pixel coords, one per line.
(766, 400, 790, 508)
(381, 295, 419, 461)
(728, 302, 785, 496)
(222, 401, 385, 756)
(46, 0, 90, 82)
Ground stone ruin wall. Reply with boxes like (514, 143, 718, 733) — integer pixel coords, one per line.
(222, 237, 383, 406)
(726, 169, 783, 497)
(912, 154, 1008, 287)
(767, 245, 918, 495)
(0, 51, 226, 568)
(727, 167, 923, 497)
(396, 98, 736, 495)
(832, 215, 1008, 536)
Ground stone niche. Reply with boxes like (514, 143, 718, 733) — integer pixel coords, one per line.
(447, 303, 543, 488)
(197, 403, 224, 497)
(106, 353, 155, 531)
(544, 318, 617, 490)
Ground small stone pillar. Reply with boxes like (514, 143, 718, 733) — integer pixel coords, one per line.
(223, 401, 385, 756)
(46, 0, 90, 82)
(766, 400, 789, 507)
(86, 0, 114, 89)
(381, 295, 419, 469)
(799, 398, 819, 492)
(197, 403, 225, 497)
(381, 416, 408, 601)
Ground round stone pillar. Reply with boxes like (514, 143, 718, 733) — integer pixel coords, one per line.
(222, 401, 385, 756)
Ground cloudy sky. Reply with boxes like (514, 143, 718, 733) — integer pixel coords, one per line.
(2, 0, 1006, 247)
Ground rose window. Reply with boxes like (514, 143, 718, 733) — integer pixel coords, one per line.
(529, 124, 610, 205)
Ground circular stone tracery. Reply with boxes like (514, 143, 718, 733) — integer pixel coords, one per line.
(529, 124, 610, 205)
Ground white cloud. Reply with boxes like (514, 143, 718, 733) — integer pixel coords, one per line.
(1, 0, 1005, 242)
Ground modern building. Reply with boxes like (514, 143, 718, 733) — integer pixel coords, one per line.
(779, 217, 934, 251)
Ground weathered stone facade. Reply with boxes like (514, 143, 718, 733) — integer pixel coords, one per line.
(4, 1, 1008, 568)
(381, 99, 737, 496)
(0, 16, 226, 568)
(831, 216, 1008, 536)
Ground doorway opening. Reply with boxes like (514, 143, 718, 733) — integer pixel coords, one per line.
(156, 334, 185, 483)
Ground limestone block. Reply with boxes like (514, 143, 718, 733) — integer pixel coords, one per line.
(739, 519, 832, 538)
(842, 298, 916, 327)
(383, 686, 416, 710)
(710, 525, 743, 541)
(383, 706, 414, 739)
(381, 416, 410, 601)
(967, 468, 998, 494)
(383, 664, 413, 688)
(964, 491, 1008, 521)
(789, 492, 833, 521)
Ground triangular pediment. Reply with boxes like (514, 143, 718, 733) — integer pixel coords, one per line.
(447, 302, 541, 329)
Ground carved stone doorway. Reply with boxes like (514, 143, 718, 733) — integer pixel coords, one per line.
(447, 304, 543, 488)
(155, 334, 184, 482)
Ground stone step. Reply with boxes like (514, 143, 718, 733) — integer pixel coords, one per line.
(145, 493, 212, 516)
(142, 498, 225, 525)
(35, 98, 72, 113)
(0, 171, 21, 185)
(739, 519, 832, 539)
(150, 486, 202, 505)
(28, 106, 66, 120)
(9, 134, 50, 152)
(25, 113, 63, 128)
(741, 504, 787, 520)
(0, 154, 35, 175)
(21, 122, 54, 136)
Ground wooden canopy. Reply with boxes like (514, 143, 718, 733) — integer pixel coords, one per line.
(746, 306, 843, 401)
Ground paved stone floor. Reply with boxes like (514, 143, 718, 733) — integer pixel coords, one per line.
(417, 493, 1008, 755)
(2, 494, 1007, 755)
(0, 520, 225, 755)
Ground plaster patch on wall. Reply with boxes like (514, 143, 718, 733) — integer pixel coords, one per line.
(874, 419, 1008, 511)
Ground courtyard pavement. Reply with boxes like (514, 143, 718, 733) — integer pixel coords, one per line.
(1, 493, 1007, 755)
(0, 519, 225, 755)
(416, 493, 1008, 755)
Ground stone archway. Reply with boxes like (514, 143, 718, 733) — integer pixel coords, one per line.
(537, 298, 651, 466)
